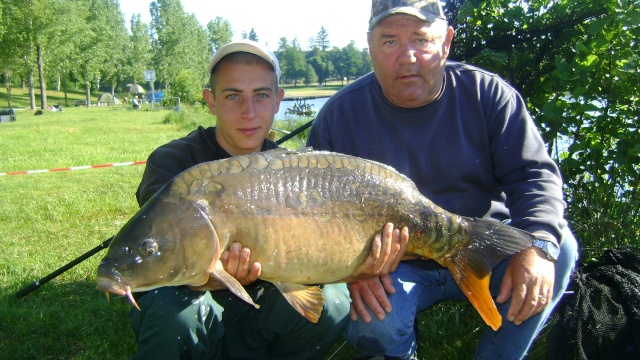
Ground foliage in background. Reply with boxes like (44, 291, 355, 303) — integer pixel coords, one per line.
(0, 0, 373, 109)
(448, 0, 640, 258)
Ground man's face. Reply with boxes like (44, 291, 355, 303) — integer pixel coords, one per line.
(203, 59, 284, 156)
(368, 15, 453, 108)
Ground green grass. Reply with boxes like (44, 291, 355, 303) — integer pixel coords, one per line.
(0, 90, 550, 359)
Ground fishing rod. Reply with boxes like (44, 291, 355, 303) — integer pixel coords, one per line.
(15, 119, 314, 299)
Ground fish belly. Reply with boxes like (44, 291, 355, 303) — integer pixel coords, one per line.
(210, 213, 385, 284)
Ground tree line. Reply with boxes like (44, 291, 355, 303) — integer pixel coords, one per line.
(0, 0, 371, 110)
(1, 0, 638, 254)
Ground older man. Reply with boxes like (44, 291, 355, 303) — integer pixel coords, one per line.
(307, 0, 579, 358)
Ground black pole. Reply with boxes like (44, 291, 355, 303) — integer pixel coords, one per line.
(14, 119, 315, 299)
(16, 237, 113, 298)
(275, 119, 314, 144)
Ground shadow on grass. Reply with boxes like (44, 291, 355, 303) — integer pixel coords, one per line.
(3, 281, 551, 360)
(2, 280, 136, 359)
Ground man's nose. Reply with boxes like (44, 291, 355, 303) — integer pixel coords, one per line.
(398, 42, 418, 63)
(242, 98, 257, 118)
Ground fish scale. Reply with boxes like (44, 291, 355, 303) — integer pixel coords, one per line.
(97, 148, 535, 329)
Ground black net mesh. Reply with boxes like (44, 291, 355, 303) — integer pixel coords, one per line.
(546, 247, 640, 359)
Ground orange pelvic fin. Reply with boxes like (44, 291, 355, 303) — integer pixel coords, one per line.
(273, 282, 325, 323)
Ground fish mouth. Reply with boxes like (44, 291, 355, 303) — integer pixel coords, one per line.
(96, 276, 141, 311)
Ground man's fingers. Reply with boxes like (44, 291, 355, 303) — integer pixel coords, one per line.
(224, 242, 242, 275)
(507, 283, 527, 324)
(222, 242, 261, 285)
(370, 233, 382, 263)
(379, 274, 396, 295)
(348, 282, 373, 323)
(244, 262, 261, 284)
(372, 223, 394, 273)
(348, 278, 392, 322)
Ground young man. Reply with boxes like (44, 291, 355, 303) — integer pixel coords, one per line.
(130, 40, 355, 359)
(307, 0, 580, 359)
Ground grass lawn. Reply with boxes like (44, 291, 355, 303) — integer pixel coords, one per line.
(0, 87, 550, 359)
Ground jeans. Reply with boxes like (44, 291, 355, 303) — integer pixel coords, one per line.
(343, 226, 580, 359)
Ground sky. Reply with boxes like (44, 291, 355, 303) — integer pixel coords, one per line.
(119, 0, 372, 51)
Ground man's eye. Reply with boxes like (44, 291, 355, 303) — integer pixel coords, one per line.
(257, 93, 269, 99)
(227, 94, 238, 100)
(417, 38, 437, 48)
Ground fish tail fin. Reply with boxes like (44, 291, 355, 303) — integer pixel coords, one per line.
(445, 261, 501, 330)
(445, 219, 535, 330)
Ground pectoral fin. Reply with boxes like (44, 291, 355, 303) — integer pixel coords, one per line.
(210, 260, 260, 309)
(273, 282, 325, 323)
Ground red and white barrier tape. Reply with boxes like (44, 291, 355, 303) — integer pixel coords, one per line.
(0, 161, 147, 176)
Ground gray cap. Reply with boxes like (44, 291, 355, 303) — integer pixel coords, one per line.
(208, 40, 281, 83)
(369, 0, 446, 30)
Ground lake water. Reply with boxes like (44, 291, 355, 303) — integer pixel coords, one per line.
(275, 97, 329, 120)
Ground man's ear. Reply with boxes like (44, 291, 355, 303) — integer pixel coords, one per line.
(273, 87, 286, 113)
(203, 89, 216, 115)
(443, 26, 455, 56)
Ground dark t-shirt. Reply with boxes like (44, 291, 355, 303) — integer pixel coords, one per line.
(136, 126, 278, 206)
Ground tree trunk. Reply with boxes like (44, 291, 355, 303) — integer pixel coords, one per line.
(28, 69, 35, 111)
(63, 69, 69, 107)
(4, 72, 12, 108)
(37, 44, 47, 110)
(85, 81, 91, 108)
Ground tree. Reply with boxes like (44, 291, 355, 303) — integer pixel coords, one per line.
(206, 16, 233, 53)
(150, 0, 209, 98)
(310, 27, 330, 51)
(279, 38, 307, 86)
(448, 0, 639, 250)
(242, 28, 259, 42)
(303, 64, 317, 86)
(307, 52, 333, 86)
(71, 0, 125, 107)
(339, 41, 362, 83)
(358, 48, 372, 76)
(1, 0, 65, 109)
(98, 0, 129, 96)
(534, 0, 640, 248)
(128, 14, 153, 86)
(45, 0, 90, 106)
(0, 1, 20, 107)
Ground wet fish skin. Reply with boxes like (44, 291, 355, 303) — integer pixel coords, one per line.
(97, 148, 535, 329)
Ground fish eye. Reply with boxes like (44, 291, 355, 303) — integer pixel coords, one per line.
(139, 239, 158, 256)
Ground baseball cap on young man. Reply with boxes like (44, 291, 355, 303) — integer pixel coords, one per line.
(208, 40, 281, 83)
(369, 0, 446, 30)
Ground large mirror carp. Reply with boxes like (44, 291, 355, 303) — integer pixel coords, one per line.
(97, 148, 535, 330)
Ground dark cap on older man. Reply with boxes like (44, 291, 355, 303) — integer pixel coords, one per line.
(369, 0, 446, 30)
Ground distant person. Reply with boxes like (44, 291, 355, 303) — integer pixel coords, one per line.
(131, 96, 140, 110)
(307, 0, 580, 358)
(130, 39, 407, 359)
